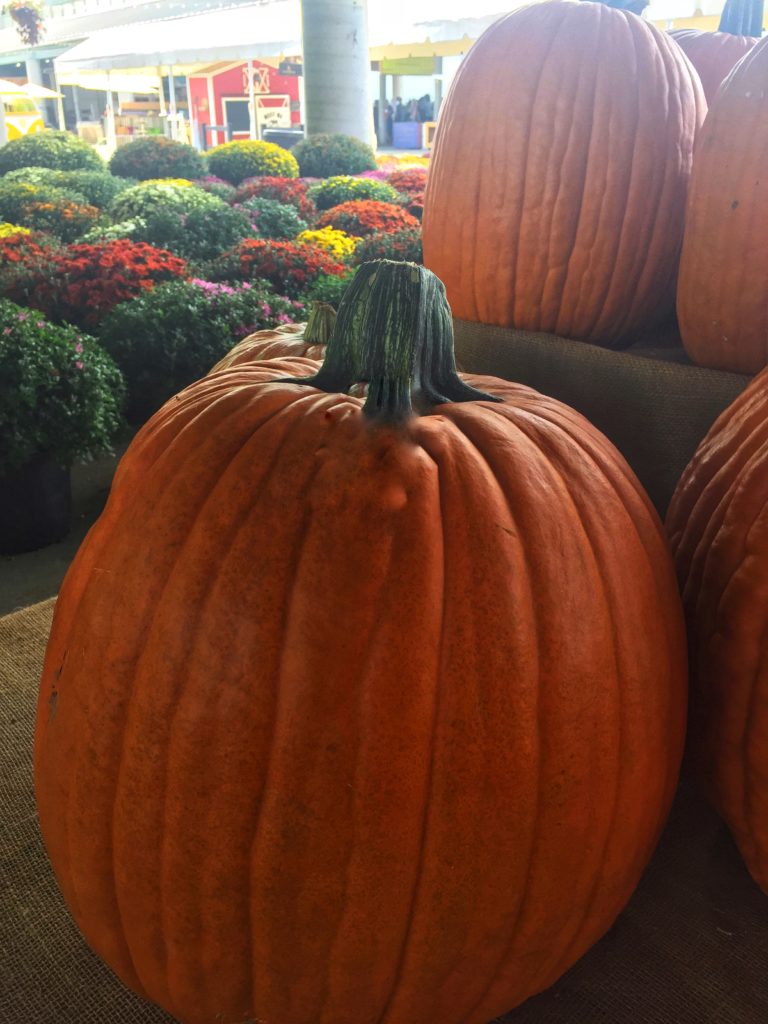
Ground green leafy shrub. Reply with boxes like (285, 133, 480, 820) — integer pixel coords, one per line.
(316, 200, 420, 238)
(91, 202, 253, 263)
(209, 239, 347, 299)
(108, 137, 205, 181)
(307, 175, 405, 211)
(3, 167, 134, 208)
(0, 299, 124, 475)
(235, 196, 307, 239)
(206, 140, 299, 185)
(232, 176, 316, 221)
(292, 134, 376, 178)
(0, 181, 99, 242)
(194, 175, 237, 201)
(352, 227, 423, 265)
(0, 132, 103, 175)
(304, 270, 355, 307)
(98, 278, 302, 422)
(110, 179, 214, 220)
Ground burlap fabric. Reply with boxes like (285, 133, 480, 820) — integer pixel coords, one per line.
(3, 604, 768, 1023)
(453, 321, 752, 517)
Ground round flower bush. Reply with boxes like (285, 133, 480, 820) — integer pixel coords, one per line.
(0, 299, 124, 476)
(307, 175, 406, 211)
(3, 240, 188, 330)
(296, 226, 358, 260)
(292, 133, 377, 177)
(108, 137, 205, 181)
(386, 167, 427, 219)
(194, 175, 237, 201)
(352, 227, 423, 265)
(0, 229, 51, 268)
(0, 222, 30, 238)
(316, 200, 420, 238)
(207, 140, 299, 185)
(0, 131, 103, 174)
(98, 278, 302, 422)
(0, 181, 100, 243)
(236, 196, 308, 239)
(233, 176, 316, 220)
(211, 239, 347, 299)
(3, 167, 134, 209)
(110, 180, 215, 220)
(91, 198, 252, 263)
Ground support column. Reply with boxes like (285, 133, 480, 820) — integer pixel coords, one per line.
(105, 70, 116, 150)
(434, 76, 443, 118)
(301, 0, 373, 144)
(377, 71, 387, 147)
(247, 58, 257, 139)
(0, 100, 7, 147)
(167, 66, 177, 138)
(157, 67, 167, 116)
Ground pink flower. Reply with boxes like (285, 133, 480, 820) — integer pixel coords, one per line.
(2, 327, 11, 335)
(37, 320, 45, 328)
(75, 360, 84, 370)
(74, 342, 84, 353)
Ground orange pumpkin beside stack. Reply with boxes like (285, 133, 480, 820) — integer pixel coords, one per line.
(677, 34, 768, 374)
(209, 301, 336, 373)
(423, 0, 704, 347)
(35, 262, 687, 1024)
(667, 369, 768, 892)
(670, 0, 763, 104)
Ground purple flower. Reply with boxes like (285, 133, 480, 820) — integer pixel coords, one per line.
(276, 312, 294, 325)
(16, 312, 28, 322)
(261, 302, 272, 316)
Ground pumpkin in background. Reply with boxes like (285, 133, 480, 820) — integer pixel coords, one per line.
(670, 0, 763, 104)
(677, 34, 768, 374)
(423, 0, 705, 348)
(209, 301, 336, 373)
(35, 261, 687, 1024)
(667, 368, 768, 892)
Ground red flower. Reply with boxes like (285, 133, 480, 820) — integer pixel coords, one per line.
(224, 239, 345, 298)
(316, 200, 420, 237)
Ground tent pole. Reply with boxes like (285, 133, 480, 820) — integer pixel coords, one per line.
(248, 58, 257, 140)
(157, 66, 167, 116)
(168, 65, 177, 139)
(104, 72, 117, 151)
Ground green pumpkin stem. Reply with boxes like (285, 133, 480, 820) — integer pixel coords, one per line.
(304, 302, 337, 345)
(286, 260, 500, 421)
(719, 0, 764, 36)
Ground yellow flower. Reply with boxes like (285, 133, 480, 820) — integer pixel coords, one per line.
(0, 222, 30, 237)
(296, 226, 359, 259)
(140, 178, 194, 188)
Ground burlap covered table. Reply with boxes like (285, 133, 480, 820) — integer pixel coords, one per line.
(3, 602, 768, 1024)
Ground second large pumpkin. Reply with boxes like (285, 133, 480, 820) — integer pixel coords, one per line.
(423, 0, 705, 347)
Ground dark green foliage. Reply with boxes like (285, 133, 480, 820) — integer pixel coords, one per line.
(108, 137, 205, 181)
(292, 134, 377, 178)
(0, 131, 103, 174)
(0, 299, 124, 474)
(307, 176, 406, 211)
(236, 196, 308, 239)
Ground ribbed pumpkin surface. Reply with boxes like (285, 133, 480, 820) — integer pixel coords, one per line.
(422, 0, 704, 347)
(670, 29, 757, 103)
(667, 369, 768, 892)
(35, 357, 686, 1024)
(209, 323, 326, 373)
(677, 35, 768, 373)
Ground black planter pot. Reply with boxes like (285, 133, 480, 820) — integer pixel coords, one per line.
(0, 457, 72, 555)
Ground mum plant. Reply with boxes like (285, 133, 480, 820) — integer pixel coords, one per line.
(235, 196, 308, 239)
(3, 240, 187, 330)
(291, 133, 377, 177)
(207, 140, 299, 185)
(3, 167, 134, 209)
(0, 299, 124, 476)
(306, 175, 406, 211)
(210, 238, 346, 299)
(0, 181, 99, 242)
(352, 227, 423, 265)
(98, 278, 302, 421)
(233, 176, 315, 219)
(296, 226, 358, 261)
(316, 199, 420, 238)
(0, 130, 102, 174)
(108, 137, 205, 181)
(110, 180, 215, 220)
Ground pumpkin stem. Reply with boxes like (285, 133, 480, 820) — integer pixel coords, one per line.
(285, 260, 500, 421)
(718, 0, 764, 36)
(305, 302, 337, 345)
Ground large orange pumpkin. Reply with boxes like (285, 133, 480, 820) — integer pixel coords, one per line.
(667, 368, 768, 892)
(677, 34, 768, 374)
(422, 0, 705, 347)
(210, 301, 336, 373)
(35, 261, 687, 1024)
(670, 0, 762, 104)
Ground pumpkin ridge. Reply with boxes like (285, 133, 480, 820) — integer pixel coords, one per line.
(115, 392, 326, 1005)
